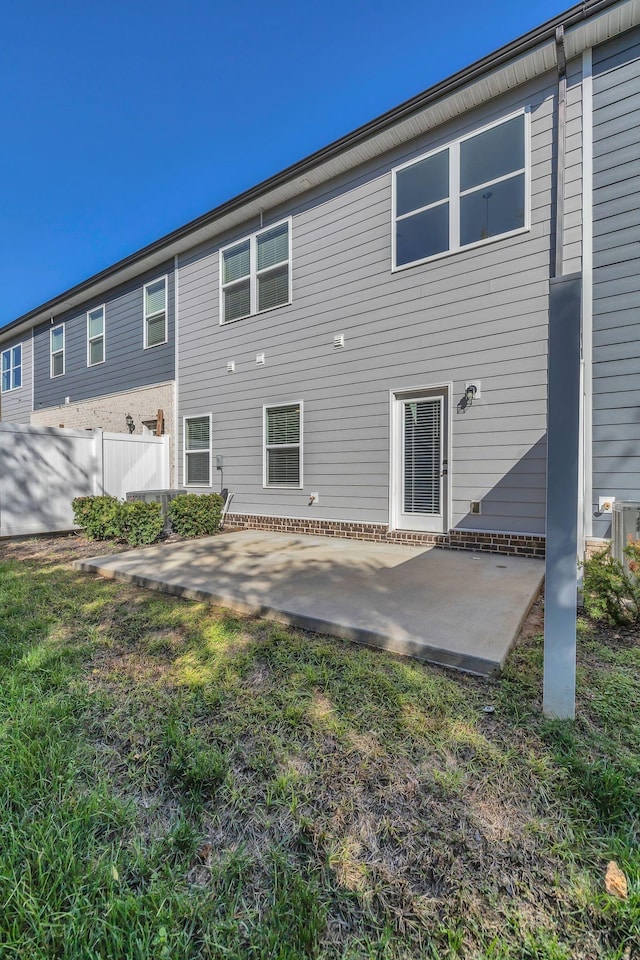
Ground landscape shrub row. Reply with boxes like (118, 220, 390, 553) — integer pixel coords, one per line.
(72, 493, 224, 546)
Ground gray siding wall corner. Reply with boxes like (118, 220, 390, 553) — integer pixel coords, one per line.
(0, 332, 32, 424)
(592, 27, 640, 537)
(177, 70, 567, 537)
(33, 261, 175, 414)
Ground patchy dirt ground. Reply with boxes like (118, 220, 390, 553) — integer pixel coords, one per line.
(0, 534, 637, 959)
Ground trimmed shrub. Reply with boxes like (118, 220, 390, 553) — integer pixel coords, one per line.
(582, 541, 640, 625)
(116, 500, 165, 546)
(72, 495, 121, 541)
(72, 495, 164, 546)
(167, 493, 224, 537)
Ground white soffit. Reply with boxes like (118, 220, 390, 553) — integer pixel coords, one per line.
(4, 0, 640, 340)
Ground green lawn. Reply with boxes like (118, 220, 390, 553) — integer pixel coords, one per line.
(0, 538, 638, 959)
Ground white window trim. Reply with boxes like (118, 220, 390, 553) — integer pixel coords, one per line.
(263, 400, 304, 489)
(1, 343, 22, 393)
(219, 217, 292, 325)
(391, 107, 531, 272)
(86, 305, 106, 367)
(50, 324, 65, 378)
(143, 275, 169, 349)
(183, 413, 213, 487)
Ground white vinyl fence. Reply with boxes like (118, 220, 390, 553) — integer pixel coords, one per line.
(0, 423, 169, 537)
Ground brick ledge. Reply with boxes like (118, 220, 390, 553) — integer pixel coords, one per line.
(224, 513, 545, 558)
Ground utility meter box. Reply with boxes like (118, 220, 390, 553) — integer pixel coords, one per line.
(611, 500, 640, 571)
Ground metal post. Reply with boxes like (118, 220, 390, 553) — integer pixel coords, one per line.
(543, 275, 582, 719)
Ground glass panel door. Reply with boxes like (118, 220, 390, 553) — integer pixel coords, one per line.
(394, 392, 447, 533)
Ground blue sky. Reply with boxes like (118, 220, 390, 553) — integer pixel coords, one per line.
(0, 0, 568, 327)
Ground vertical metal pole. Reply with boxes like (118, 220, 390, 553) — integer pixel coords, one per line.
(543, 276, 582, 720)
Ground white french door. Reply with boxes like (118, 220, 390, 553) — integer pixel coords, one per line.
(392, 390, 448, 533)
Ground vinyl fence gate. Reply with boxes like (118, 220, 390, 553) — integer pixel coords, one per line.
(0, 423, 170, 537)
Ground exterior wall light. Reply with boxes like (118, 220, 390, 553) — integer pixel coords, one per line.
(125, 413, 135, 434)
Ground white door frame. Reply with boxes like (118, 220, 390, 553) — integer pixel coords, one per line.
(389, 383, 453, 533)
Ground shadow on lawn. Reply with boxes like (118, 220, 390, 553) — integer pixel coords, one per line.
(1, 555, 638, 957)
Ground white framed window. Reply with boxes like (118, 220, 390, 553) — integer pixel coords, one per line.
(50, 325, 65, 378)
(263, 401, 303, 488)
(183, 414, 212, 486)
(1, 344, 22, 392)
(392, 110, 529, 270)
(144, 276, 168, 348)
(87, 305, 105, 366)
(220, 218, 291, 324)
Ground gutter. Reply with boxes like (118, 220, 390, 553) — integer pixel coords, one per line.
(0, 0, 625, 341)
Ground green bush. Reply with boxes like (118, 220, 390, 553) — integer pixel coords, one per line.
(582, 541, 640, 625)
(116, 500, 165, 546)
(167, 493, 223, 537)
(72, 496, 164, 546)
(72, 496, 121, 541)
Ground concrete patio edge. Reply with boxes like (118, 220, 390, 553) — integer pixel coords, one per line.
(74, 544, 543, 676)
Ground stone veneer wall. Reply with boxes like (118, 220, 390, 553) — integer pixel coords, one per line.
(224, 513, 546, 558)
(30, 380, 175, 477)
(584, 538, 611, 559)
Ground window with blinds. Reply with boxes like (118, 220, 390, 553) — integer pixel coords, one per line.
(144, 277, 168, 348)
(50, 324, 65, 378)
(87, 306, 105, 366)
(403, 399, 441, 515)
(220, 220, 291, 324)
(264, 402, 302, 487)
(184, 415, 212, 486)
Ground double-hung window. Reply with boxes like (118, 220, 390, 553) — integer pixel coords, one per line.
(264, 402, 302, 487)
(1, 345, 22, 392)
(393, 111, 528, 269)
(184, 415, 212, 486)
(144, 277, 168, 348)
(220, 219, 291, 324)
(87, 306, 105, 366)
(50, 325, 65, 378)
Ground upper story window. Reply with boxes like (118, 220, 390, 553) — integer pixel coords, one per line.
(392, 111, 528, 270)
(1, 345, 22, 392)
(220, 219, 291, 324)
(144, 277, 168, 348)
(50, 325, 65, 378)
(87, 306, 105, 366)
(264, 401, 302, 487)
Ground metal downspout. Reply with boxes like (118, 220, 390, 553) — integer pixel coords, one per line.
(554, 25, 567, 279)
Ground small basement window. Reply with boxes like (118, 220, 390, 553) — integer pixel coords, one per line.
(264, 402, 302, 487)
(184, 415, 212, 486)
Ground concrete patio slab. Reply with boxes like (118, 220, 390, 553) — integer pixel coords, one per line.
(75, 530, 544, 675)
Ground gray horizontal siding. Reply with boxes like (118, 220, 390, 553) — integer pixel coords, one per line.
(592, 27, 640, 537)
(177, 71, 562, 535)
(33, 263, 175, 413)
(0, 333, 32, 424)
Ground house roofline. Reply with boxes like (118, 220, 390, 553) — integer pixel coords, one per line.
(0, 0, 627, 341)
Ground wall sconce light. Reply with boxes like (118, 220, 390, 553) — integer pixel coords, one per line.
(125, 413, 135, 434)
(465, 384, 478, 406)
(457, 382, 481, 415)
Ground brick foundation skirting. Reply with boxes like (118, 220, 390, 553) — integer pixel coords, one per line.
(224, 513, 546, 558)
